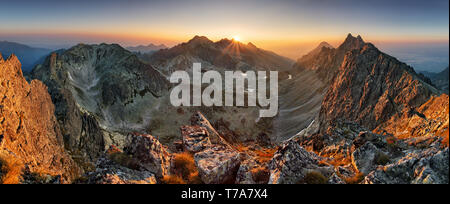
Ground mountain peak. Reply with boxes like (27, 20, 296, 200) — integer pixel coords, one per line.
(339, 33, 365, 51)
(318, 41, 333, 49)
(188, 35, 213, 45)
(5, 54, 22, 73)
(299, 41, 334, 61)
(247, 42, 258, 49)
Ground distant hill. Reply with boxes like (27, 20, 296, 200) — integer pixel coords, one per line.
(421, 67, 449, 94)
(0, 41, 52, 72)
(126, 43, 167, 54)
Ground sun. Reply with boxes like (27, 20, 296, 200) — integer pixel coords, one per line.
(232, 36, 242, 42)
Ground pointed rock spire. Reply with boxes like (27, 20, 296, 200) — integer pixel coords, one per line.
(339, 33, 365, 51)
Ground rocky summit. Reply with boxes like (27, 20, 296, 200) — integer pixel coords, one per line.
(0, 53, 81, 184)
(0, 34, 448, 184)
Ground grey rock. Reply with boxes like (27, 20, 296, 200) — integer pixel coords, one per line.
(181, 125, 211, 153)
(268, 139, 335, 184)
(351, 142, 381, 174)
(194, 146, 242, 184)
(84, 157, 156, 184)
(364, 147, 449, 184)
(235, 158, 270, 184)
(123, 133, 171, 178)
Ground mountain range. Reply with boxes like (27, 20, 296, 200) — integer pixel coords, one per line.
(0, 41, 52, 72)
(126, 43, 168, 54)
(421, 67, 449, 94)
(0, 34, 448, 184)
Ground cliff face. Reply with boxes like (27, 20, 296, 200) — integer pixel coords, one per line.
(0, 54, 81, 183)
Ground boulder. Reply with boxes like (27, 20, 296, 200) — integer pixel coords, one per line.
(190, 112, 232, 148)
(181, 125, 211, 153)
(351, 142, 381, 174)
(268, 139, 335, 184)
(364, 147, 449, 184)
(123, 133, 171, 178)
(194, 146, 242, 184)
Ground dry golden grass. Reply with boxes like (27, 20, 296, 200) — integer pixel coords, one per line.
(235, 144, 276, 164)
(442, 133, 449, 148)
(169, 152, 202, 184)
(235, 144, 250, 152)
(254, 148, 276, 163)
(343, 172, 365, 184)
(161, 175, 186, 184)
(250, 166, 270, 183)
(0, 152, 24, 184)
(302, 171, 328, 184)
(386, 135, 398, 145)
(319, 152, 352, 167)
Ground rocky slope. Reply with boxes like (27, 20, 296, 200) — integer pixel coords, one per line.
(286, 34, 449, 184)
(319, 42, 438, 132)
(31, 44, 169, 161)
(0, 53, 81, 184)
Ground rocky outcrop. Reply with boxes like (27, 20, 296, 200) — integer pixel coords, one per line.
(83, 157, 157, 184)
(0, 54, 81, 183)
(123, 133, 171, 178)
(375, 94, 449, 142)
(194, 145, 242, 184)
(235, 158, 270, 184)
(364, 147, 449, 184)
(351, 142, 382, 174)
(190, 112, 233, 147)
(268, 139, 338, 184)
(181, 125, 211, 153)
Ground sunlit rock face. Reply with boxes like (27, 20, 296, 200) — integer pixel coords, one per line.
(287, 34, 448, 184)
(319, 41, 438, 132)
(374, 94, 449, 142)
(0, 54, 81, 183)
